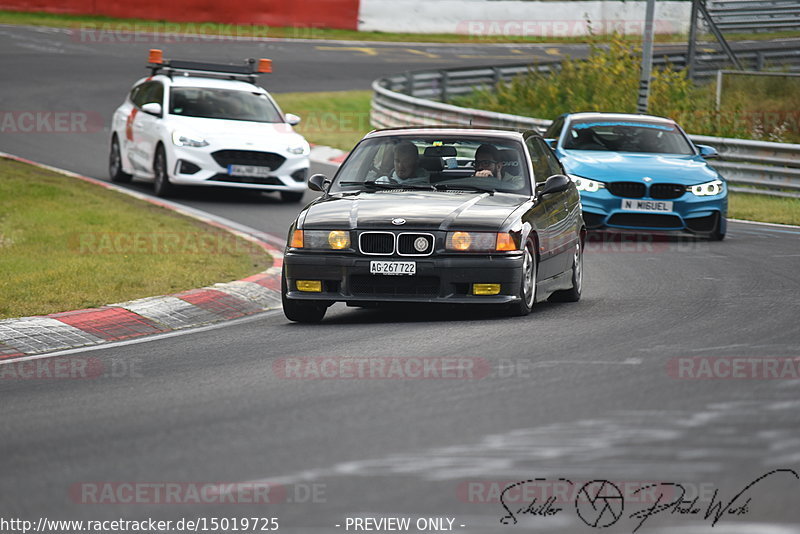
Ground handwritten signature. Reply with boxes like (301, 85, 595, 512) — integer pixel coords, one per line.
(498, 469, 798, 531)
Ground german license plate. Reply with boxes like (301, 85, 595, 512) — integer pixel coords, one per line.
(228, 164, 271, 177)
(370, 261, 416, 276)
(620, 199, 673, 213)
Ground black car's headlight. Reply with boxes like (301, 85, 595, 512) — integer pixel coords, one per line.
(687, 179, 724, 196)
(291, 230, 351, 250)
(445, 232, 517, 252)
(568, 174, 605, 193)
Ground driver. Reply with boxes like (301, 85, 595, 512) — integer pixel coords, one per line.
(473, 144, 524, 190)
(474, 144, 504, 178)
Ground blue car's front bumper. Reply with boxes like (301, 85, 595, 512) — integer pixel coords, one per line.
(580, 188, 728, 235)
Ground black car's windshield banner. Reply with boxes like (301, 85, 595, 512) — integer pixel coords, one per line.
(497, 469, 798, 532)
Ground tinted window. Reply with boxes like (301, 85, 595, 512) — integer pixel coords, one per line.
(169, 88, 282, 123)
(330, 136, 531, 195)
(525, 137, 551, 185)
(538, 138, 563, 176)
(563, 119, 694, 154)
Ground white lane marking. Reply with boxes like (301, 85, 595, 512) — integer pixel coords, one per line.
(730, 218, 800, 230)
(0, 310, 282, 365)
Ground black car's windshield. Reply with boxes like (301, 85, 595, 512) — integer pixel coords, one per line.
(169, 87, 283, 123)
(330, 136, 531, 195)
(563, 120, 694, 155)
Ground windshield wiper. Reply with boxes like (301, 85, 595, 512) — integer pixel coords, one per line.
(434, 183, 495, 195)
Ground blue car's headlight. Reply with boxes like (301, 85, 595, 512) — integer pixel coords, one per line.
(688, 179, 724, 196)
(568, 174, 606, 193)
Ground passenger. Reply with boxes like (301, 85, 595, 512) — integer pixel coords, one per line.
(375, 141, 430, 184)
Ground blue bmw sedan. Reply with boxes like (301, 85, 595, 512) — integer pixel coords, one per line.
(544, 113, 727, 240)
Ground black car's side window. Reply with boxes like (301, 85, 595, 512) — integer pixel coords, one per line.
(525, 137, 551, 185)
(537, 138, 563, 176)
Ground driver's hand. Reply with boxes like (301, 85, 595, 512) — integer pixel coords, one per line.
(474, 170, 494, 177)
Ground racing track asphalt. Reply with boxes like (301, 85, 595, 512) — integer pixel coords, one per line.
(2, 25, 800, 533)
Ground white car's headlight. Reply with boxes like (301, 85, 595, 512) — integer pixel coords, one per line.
(568, 174, 605, 193)
(287, 140, 310, 155)
(688, 179, 724, 196)
(172, 130, 209, 148)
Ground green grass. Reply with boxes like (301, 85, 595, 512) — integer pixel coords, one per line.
(2, 10, 798, 44)
(0, 159, 272, 319)
(729, 192, 800, 226)
(272, 90, 373, 150)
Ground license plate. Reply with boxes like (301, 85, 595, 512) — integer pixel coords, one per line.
(370, 261, 416, 276)
(620, 199, 673, 213)
(228, 164, 271, 177)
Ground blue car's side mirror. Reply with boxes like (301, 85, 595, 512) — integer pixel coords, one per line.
(696, 144, 719, 159)
(544, 138, 556, 149)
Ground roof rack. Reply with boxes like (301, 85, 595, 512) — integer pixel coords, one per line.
(146, 49, 271, 83)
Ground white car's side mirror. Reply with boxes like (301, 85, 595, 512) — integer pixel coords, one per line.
(285, 113, 301, 126)
(141, 102, 162, 117)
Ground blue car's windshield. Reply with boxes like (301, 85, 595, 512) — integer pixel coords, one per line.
(563, 120, 694, 155)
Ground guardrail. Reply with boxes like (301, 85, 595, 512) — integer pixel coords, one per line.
(371, 57, 800, 198)
(708, 0, 800, 34)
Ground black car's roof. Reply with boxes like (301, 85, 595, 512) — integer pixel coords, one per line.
(364, 126, 537, 139)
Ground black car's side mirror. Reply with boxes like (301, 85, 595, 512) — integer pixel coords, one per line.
(539, 174, 570, 196)
(308, 173, 330, 192)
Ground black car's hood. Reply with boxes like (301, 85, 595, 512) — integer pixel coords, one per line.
(301, 191, 528, 231)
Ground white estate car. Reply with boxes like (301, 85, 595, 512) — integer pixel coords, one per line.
(109, 52, 310, 201)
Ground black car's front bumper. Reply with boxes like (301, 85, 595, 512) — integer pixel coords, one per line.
(283, 252, 525, 305)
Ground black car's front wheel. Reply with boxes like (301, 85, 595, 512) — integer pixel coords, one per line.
(506, 241, 537, 317)
(281, 275, 328, 323)
(549, 240, 583, 303)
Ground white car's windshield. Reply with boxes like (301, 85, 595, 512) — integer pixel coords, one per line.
(330, 136, 531, 195)
(563, 120, 694, 155)
(169, 88, 283, 123)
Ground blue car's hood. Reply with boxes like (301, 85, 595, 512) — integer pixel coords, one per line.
(560, 150, 720, 185)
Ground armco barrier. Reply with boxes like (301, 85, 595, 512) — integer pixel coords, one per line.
(371, 65, 800, 198)
(1, 0, 360, 30)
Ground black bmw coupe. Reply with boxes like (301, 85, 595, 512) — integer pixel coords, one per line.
(282, 127, 585, 322)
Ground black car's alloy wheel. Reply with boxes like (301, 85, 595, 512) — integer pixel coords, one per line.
(507, 241, 537, 316)
(153, 146, 175, 198)
(109, 135, 132, 183)
(282, 274, 328, 323)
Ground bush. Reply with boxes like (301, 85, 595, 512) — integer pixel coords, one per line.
(454, 37, 799, 143)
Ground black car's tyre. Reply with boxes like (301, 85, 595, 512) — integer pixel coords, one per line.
(506, 241, 537, 317)
(280, 191, 305, 203)
(709, 216, 726, 241)
(549, 240, 583, 303)
(153, 145, 175, 198)
(282, 275, 327, 323)
(109, 135, 132, 183)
